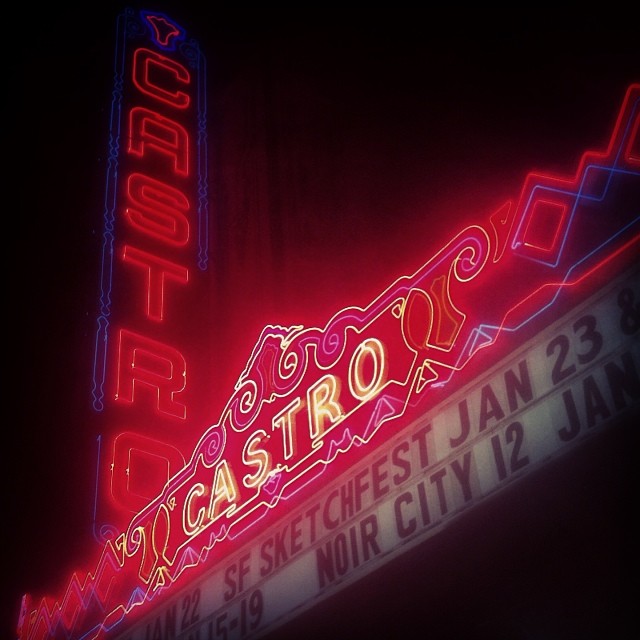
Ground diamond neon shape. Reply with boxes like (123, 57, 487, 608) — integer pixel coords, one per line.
(522, 199, 568, 253)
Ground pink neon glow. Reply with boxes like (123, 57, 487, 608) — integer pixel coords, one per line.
(17, 83, 639, 640)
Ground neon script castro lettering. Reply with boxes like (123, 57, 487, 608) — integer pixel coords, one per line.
(19, 84, 639, 640)
(114, 46, 192, 418)
(90, 8, 209, 521)
(92, 38, 195, 421)
(175, 338, 391, 537)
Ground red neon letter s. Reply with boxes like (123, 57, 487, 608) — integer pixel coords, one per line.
(121, 245, 189, 322)
(115, 328, 187, 419)
(133, 47, 191, 109)
(126, 172, 190, 246)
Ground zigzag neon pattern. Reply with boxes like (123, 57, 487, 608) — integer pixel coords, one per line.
(17, 84, 639, 640)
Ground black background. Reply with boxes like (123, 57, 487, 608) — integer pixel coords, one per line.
(7, 4, 639, 639)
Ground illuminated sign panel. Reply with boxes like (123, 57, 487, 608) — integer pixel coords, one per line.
(91, 8, 210, 529)
(15, 8, 638, 637)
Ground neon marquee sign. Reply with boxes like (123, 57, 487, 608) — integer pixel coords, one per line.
(16, 12, 639, 638)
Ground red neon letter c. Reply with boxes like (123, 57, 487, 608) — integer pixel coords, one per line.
(133, 47, 191, 109)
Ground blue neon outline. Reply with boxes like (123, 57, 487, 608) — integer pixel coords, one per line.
(91, 8, 209, 414)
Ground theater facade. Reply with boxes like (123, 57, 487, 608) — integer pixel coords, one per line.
(16, 8, 638, 640)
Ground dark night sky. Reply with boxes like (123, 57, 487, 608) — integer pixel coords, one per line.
(6, 4, 639, 639)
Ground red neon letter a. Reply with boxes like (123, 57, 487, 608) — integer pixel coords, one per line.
(129, 106, 189, 176)
(115, 328, 187, 419)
